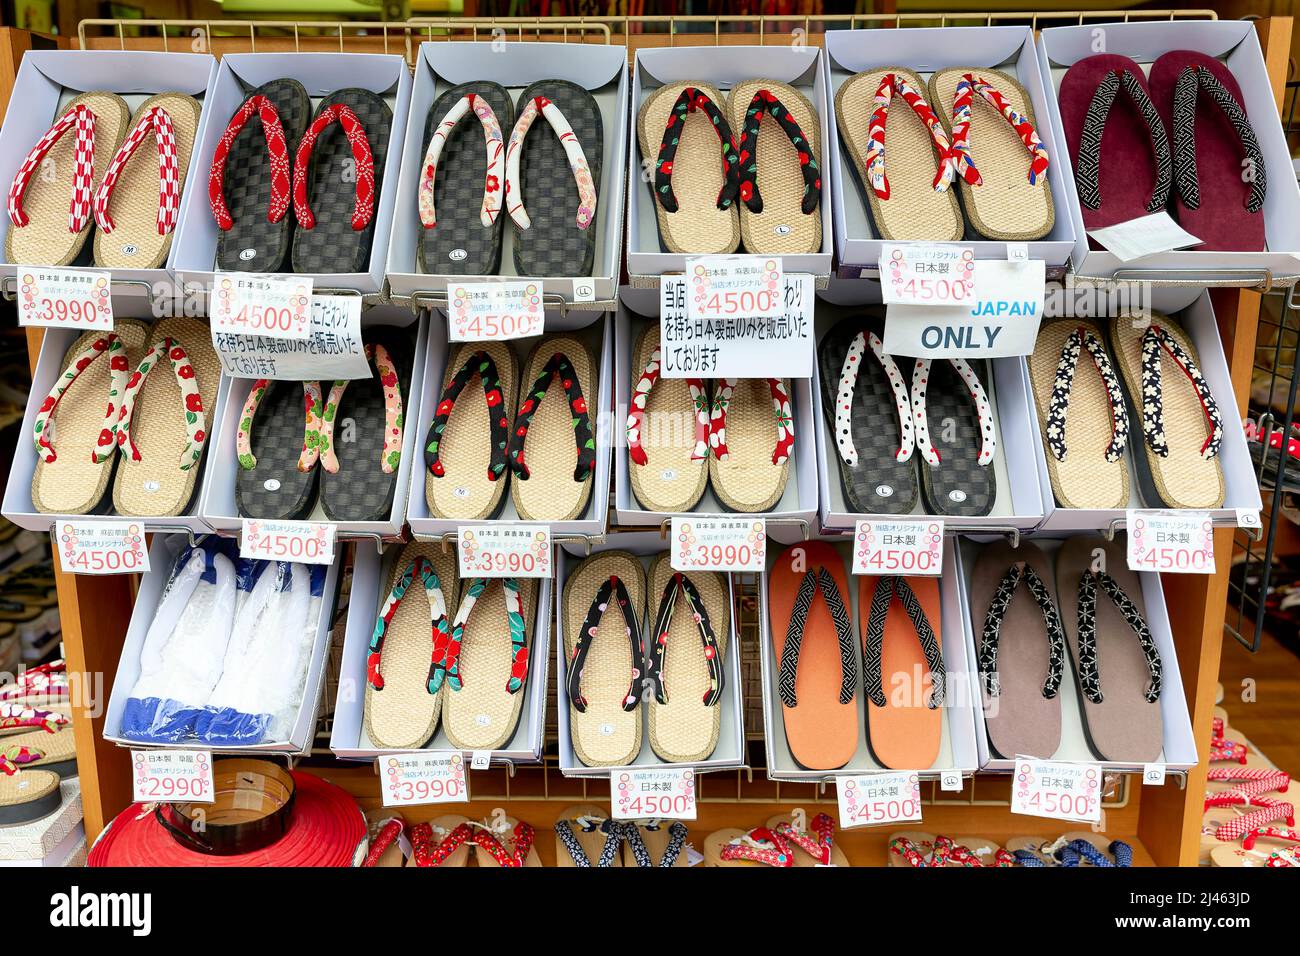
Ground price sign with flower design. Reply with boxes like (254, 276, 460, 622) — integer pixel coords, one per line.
(17, 267, 113, 330)
(612, 767, 697, 821)
(852, 520, 944, 576)
(685, 255, 784, 322)
(1010, 758, 1102, 824)
(212, 273, 313, 341)
(446, 280, 545, 342)
(381, 752, 467, 807)
(879, 243, 976, 306)
(458, 525, 552, 578)
(1126, 509, 1214, 574)
(56, 519, 150, 575)
(132, 749, 213, 803)
(670, 517, 765, 573)
(836, 771, 921, 829)
(240, 519, 335, 566)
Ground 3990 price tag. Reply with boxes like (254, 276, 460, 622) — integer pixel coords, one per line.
(131, 749, 213, 804)
(240, 519, 335, 566)
(852, 519, 944, 576)
(611, 767, 697, 821)
(1126, 509, 1214, 574)
(457, 525, 552, 578)
(1010, 758, 1102, 824)
(836, 771, 922, 829)
(17, 266, 114, 330)
(381, 752, 468, 807)
(447, 280, 545, 342)
(670, 517, 765, 573)
(879, 243, 976, 306)
(211, 273, 313, 341)
(685, 255, 783, 322)
(56, 519, 150, 575)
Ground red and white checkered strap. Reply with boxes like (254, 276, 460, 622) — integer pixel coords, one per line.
(8, 103, 96, 233)
(1207, 765, 1290, 790)
(1243, 826, 1300, 852)
(208, 95, 291, 231)
(92, 106, 180, 235)
(911, 358, 996, 467)
(1209, 777, 1290, 805)
(1214, 800, 1296, 843)
(292, 103, 374, 231)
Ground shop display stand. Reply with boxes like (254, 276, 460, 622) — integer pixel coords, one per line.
(3, 11, 1285, 866)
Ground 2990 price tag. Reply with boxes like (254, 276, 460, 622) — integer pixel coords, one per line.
(1126, 509, 1214, 575)
(56, 520, 150, 575)
(1010, 758, 1102, 824)
(670, 517, 765, 573)
(836, 771, 922, 829)
(131, 749, 213, 804)
(212, 273, 313, 341)
(381, 752, 467, 807)
(852, 519, 944, 576)
(685, 255, 783, 322)
(880, 243, 976, 306)
(611, 767, 697, 821)
(240, 519, 335, 566)
(457, 525, 552, 578)
(447, 281, 545, 342)
(17, 266, 114, 331)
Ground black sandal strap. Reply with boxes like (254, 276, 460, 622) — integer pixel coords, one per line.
(1076, 571, 1163, 704)
(425, 350, 508, 481)
(1076, 70, 1171, 213)
(1044, 327, 1130, 464)
(736, 88, 820, 214)
(555, 816, 622, 867)
(779, 567, 857, 708)
(1172, 66, 1266, 213)
(507, 351, 595, 482)
(653, 86, 740, 214)
(645, 571, 724, 707)
(568, 574, 642, 714)
(618, 820, 689, 867)
(1139, 324, 1223, 461)
(863, 576, 946, 709)
(979, 563, 1066, 699)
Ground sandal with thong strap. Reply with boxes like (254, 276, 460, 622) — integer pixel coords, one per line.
(707, 376, 794, 513)
(235, 379, 324, 521)
(766, 812, 850, 866)
(705, 823, 794, 867)
(619, 819, 691, 868)
(0, 752, 62, 827)
(409, 814, 474, 867)
(911, 356, 998, 517)
(555, 804, 625, 867)
(470, 816, 542, 867)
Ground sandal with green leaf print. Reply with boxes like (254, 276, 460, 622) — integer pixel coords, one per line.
(235, 379, 324, 521)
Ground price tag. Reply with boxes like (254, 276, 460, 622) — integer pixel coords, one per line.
(16, 266, 113, 330)
(1142, 763, 1167, 786)
(457, 525, 552, 578)
(836, 771, 922, 829)
(685, 255, 784, 322)
(1235, 508, 1262, 531)
(1126, 509, 1214, 574)
(55, 520, 150, 575)
(131, 749, 213, 804)
(447, 280, 545, 342)
(240, 519, 335, 566)
(380, 752, 468, 807)
(212, 294, 370, 381)
(1010, 758, 1102, 824)
(852, 519, 944, 576)
(611, 767, 697, 821)
(670, 517, 765, 573)
(940, 770, 964, 792)
(211, 273, 313, 341)
(880, 243, 976, 306)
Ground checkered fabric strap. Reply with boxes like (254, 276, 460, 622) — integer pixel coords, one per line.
(431, 578, 527, 696)
(319, 343, 403, 476)
(419, 92, 503, 230)
(709, 378, 794, 465)
(366, 554, 449, 693)
(1207, 765, 1290, 790)
(114, 337, 207, 470)
(835, 330, 913, 467)
(863, 73, 958, 200)
(780, 567, 858, 708)
(863, 575, 945, 709)
(470, 820, 534, 868)
(644, 571, 724, 707)
(92, 106, 179, 235)
(410, 820, 473, 867)
(625, 346, 707, 465)
(653, 86, 740, 214)
(949, 73, 1049, 188)
(1076, 70, 1171, 213)
(292, 103, 375, 231)
(1139, 324, 1223, 460)
(32, 332, 129, 466)
(1214, 799, 1296, 843)
(1075, 571, 1162, 705)
(1172, 66, 1266, 213)
(735, 88, 820, 214)
(719, 826, 794, 867)
(7, 102, 96, 232)
(911, 358, 996, 467)
(979, 562, 1066, 699)
(506, 94, 597, 231)
(1045, 326, 1129, 464)
(569, 574, 643, 714)
(235, 380, 325, 473)
(774, 813, 836, 866)
(209, 95, 291, 231)
(506, 351, 595, 482)
(555, 815, 623, 867)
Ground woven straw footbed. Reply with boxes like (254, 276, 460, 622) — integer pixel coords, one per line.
(928, 68, 1054, 242)
(563, 551, 644, 767)
(442, 576, 537, 751)
(512, 336, 596, 522)
(363, 541, 459, 750)
(1112, 313, 1226, 509)
(628, 324, 709, 513)
(31, 319, 148, 515)
(637, 81, 740, 255)
(727, 79, 822, 256)
(709, 377, 790, 513)
(1028, 319, 1130, 510)
(836, 68, 962, 242)
(93, 93, 201, 270)
(0, 767, 59, 811)
(4, 726, 76, 768)
(113, 317, 220, 517)
(5, 92, 129, 267)
(426, 341, 518, 521)
(646, 553, 729, 763)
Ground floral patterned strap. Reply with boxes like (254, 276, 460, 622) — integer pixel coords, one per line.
(947, 843, 1017, 867)
(1173, 67, 1266, 213)
(93, 106, 180, 235)
(719, 827, 793, 867)
(434, 578, 527, 696)
(7, 102, 95, 232)
(911, 358, 996, 467)
(425, 349, 508, 481)
(780, 567, 858, 708)
(0, 661, 67, 700)
(1215, 801, 1296, 843)
(1139, 325, 1223, 461)
(33, 333, 129, 466)
(208, 94, 291, 231)
(410, 821, 473, 867)
(863, 575, 945, 710)
(1243, 826, 1300, 852)
(235, 380, 325, 472)
(507, 351, 594, 482)
(888, 835, 933, 867)
(619, 821, 689, 867)
(654, 86, 741, 214)
(320, 343, 403, 475)
(625, 346, 707, 465)
(1045, 326, 1129, 464)
(863, 74, 895, 200)
(293, 103, 374, 231)
(0, 704, 67, 734)
(735, 88, 820, 214)
(1077, 71, 1171, 214)
(645, 571, 724, 707)
(366, 555, 449, 693)
(114, 337, 207, 471)
(361, 818, 404, 867)
(979, 562, 1065, 700)
(890, 74, 959, 194)
(709, 378, 794, 465)
(949, 74, 1049, 188)
(0, 753, 16, 776)
(420, 92, 503, 229)
(569, 574, 642, 714)
(555, 816, 623, 867)
(1075, 571, 1162, 705)
(774, 813, 836, 865)
(0, 744, 44, 766)
(835, 331, 912, 467)
(471, 821, 535, 867)
(1210, 738, 1249, 764)
(506, 95, 597, 231)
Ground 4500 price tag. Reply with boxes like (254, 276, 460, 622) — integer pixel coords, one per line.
(836, 772, 922, 829)
(852, 520, 944, 576)
(1126, 510, 1214, 574)
(212, 274, 313, 341)
(685, 256, 783, 322)
(240, 519, 335, 565)
(1010, 759, 1102, 824)
(612, 767, 697, 821)
(447, 281, 545, 342)
(57, 520, 150, 575)
(880, 243, 976, 306)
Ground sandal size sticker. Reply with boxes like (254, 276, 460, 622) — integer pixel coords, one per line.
(240, 519, 335, 566)
(131, 749, 214, 804)
(880, 244, 976, 306)
(17, 266, 113, 331)
(612, 767, 696, 821)
(381, 752, 468, 808)
(211, 273, 313, 341)
(56, 520, 150, 575)
(1010, 758, 1102, 824)
(670, 517, 765, 573)
(458, 525, 552, 578)
(446, 281, 545, 342)
(685, 255, 784, 322)
(836, 771, 921, 829)
(852, 519, 943, 576)
(1125, 509, 1214, 574)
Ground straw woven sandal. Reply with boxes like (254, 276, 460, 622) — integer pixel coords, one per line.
(911, 356, 998, 517)
(1, 726, 77, 778)
(706, 377, 793, 513)
(0, 754, 62, 827)
(555, 804, 624, 867)
(235, 379, 324, 521)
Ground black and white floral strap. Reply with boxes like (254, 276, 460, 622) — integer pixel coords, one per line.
(568, 574, 644, 715)
(1172, 66, 1266, 213)
(862, 576, 945, 709)
(644, 571, 725, 708)
(1076, 571, 1162, 704)
(1076, 70, 1172, 213)
(619, 820, 689, 867)
(1139, 325, 1223, 461)
(1045, 326, 1129, 463)
(910, 358, 996, 467)
(780, 567, 857, 708)
(834, 329, 913, 467)
(979, 563, 1066, 699)
(555, 815, 623, 867)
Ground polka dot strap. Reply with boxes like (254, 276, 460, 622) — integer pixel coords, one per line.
(709, 378, 794, 464)
(506, 95, 597, 231)
(366, 554, 450, 693)
(911, 357, 996, 467)
(625, 346, 707, 465)
(419, 92, 504, 230)
(1208, 777, 1285, 804)
(653, 86, 740, 215)
(7, 102, 96, 233)
(93, 106, 180, 235)
(410, 820, 473, 867)
(1075, 571, 1162, 705)
(235, 380, 325, 473)
(735, 88, 821, 214)
(114, 337, 207, 472)
(719, 827, 793, 867)
(320, 343, 404, 476)
(32, 333, 129, 466)
(834, 330, 913, 467)
(949, 73, 1049, 188)
(507, 351, 595, 482)
(646, 571, 724, 708)
(1207, 766, 1290, 789)
(361, 818, 404, 867)
(292, 103, 375, 231)
(1139, 324, 1223, 461)
(208, 94, 291, 231)
(863, 575, 945, 710)
(568, 574, 643, 715)
(1045, 326, 1129, 464)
